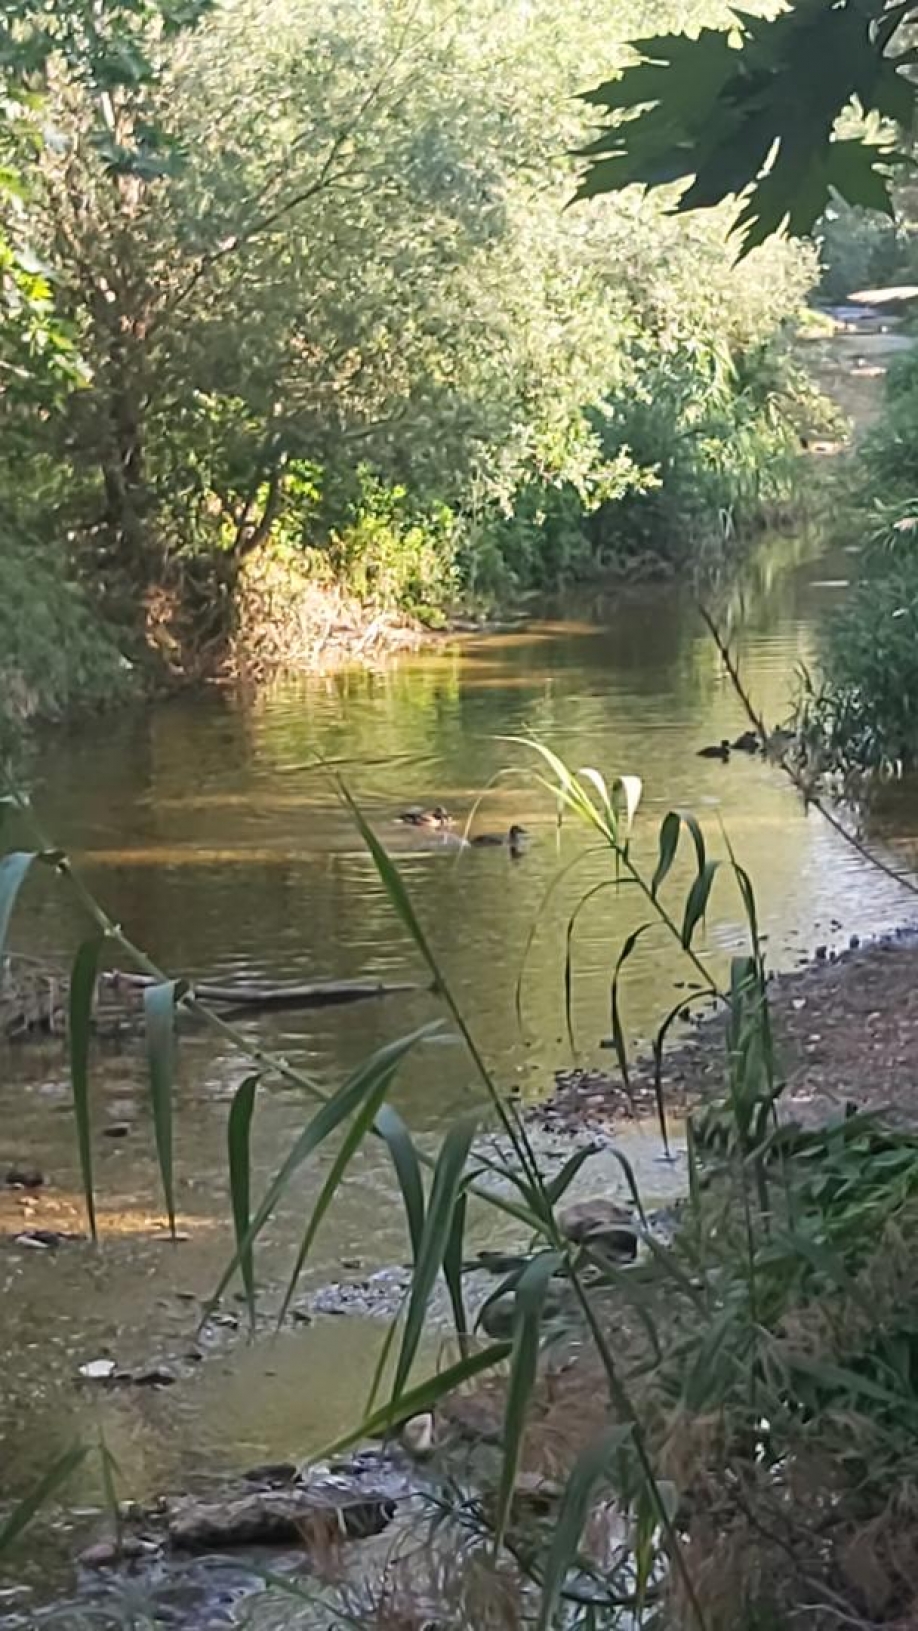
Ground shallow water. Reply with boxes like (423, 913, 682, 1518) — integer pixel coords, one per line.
(5, 345, 918, 1602)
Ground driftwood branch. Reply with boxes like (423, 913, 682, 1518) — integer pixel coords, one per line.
(102, 971, 421, 1010)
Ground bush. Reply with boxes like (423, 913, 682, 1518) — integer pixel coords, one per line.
(800, 354, 918, 775)
(816, 199, 918, 303)
(0, 532, 130, 748)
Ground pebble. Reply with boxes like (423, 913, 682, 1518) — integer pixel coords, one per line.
(79, 1541, 119, 1569)
(130, 1366, 177, 1388)
(401, 1413, 435, 1457)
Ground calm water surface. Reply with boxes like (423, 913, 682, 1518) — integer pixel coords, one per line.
(4, 512, 918, 1589)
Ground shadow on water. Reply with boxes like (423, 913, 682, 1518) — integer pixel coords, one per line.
(6, 519, 918, 1596)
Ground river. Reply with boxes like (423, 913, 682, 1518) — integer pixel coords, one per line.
(3, 332, 918, 1613)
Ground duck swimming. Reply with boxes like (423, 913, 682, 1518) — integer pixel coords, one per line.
(697, 739, 731, 761)
(470, 823, 529, 856)
(397, 805, 453, 829)
(732, 730, 760, 754)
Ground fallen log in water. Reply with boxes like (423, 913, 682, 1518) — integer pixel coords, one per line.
(102, 970, 421, 1010)
(1, 952, 421, 1041)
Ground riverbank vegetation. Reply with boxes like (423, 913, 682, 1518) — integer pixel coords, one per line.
(0, 0, 826, 731)
(5, 758, 918, 1628)
(794, 350, 918, 776)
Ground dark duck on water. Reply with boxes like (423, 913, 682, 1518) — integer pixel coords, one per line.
(470, 823, 529, 857)
(697, 739, 731, 761)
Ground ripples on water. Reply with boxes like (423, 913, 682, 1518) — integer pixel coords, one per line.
(4, 527, 918, 1574)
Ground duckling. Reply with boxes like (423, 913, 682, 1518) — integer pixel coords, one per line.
(696, 739, 731, 761)
(397, 805, 453, 829)
(731, 730, 760, 754)
(470, 823, 529, 855)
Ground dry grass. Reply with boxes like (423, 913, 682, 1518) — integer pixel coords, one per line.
(227, 548, 426, 679)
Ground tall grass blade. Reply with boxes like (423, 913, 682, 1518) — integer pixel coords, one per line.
(613, 774, 643, 832)
(443, 1191, 469, 1350)
(680, 810, 707, 873)
(546, 1143, 600, 1206)
(323, 1342, 512, 1456)
(69, 935, 104, 1241)
(210, 1024, 439, 1311)
(375, 1105, 425, 1259)
(144, 980, 180, 1238)
(577, 766, 613, 819)
(277, 1058, 400, 1326)
(535, 1427, 632, 1631)
(391, 1117, 476, 1406)
(564, 880, 616, 1050)
(97, 1432, 123, 1547)
(340, 783, 540, 1191)
(0, 1445, 87, 1558)
(0, 851, 37, 957)
(514, 847, 606, 1028)
(227, 1074, 260, 1327)
(494, 1249, 564, 1550)
(609, 924, 651, 1090)
(650, 993, 710, 1155)
(651, 810, 681, 898)
(363, 1313, 403, 1420)
(681, 860, 720, 948)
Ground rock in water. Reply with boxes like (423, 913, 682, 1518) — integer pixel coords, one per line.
(557, 1199, 638, 1262)
(168, 1490, 396, 1553)
(401, 1413, 435, 1457)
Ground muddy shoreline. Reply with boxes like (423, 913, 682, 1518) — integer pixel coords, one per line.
(540, 926, 918, 1138)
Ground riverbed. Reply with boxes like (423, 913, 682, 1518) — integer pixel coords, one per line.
(4, 332, 918, 1612)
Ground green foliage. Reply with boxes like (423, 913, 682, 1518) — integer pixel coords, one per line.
(578, 0, 916, 252)
(0, 0, 822, 670)
(0, 530, 129, 751)
(799, 352, 918, 774)
(816, 198, 918, 302)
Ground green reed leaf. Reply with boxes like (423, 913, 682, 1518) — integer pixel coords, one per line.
(323, 1342, 512, 1456)
(536, 1427, 633, 1631)
(277, 1054, 400, 1327)
(0, 1445, 87, 1558)
(546, 1143, 600, 1206)
(494, 1249, 564, 1550)
(651, 810, 682, 898)
(227, 1074, 260, 1327)
(443, 1190, 469, 1350)
(375, 1105, 425, 1259)
(69, 935, 104, 1241)
(681, 860, 720, 949)
(0, 851, 37, 957)
(144, 980, 179, 1238)
(210, 1024, 439, 1313)
(610, 923, 652, 1089)
(391, 1117, 476, 1406)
